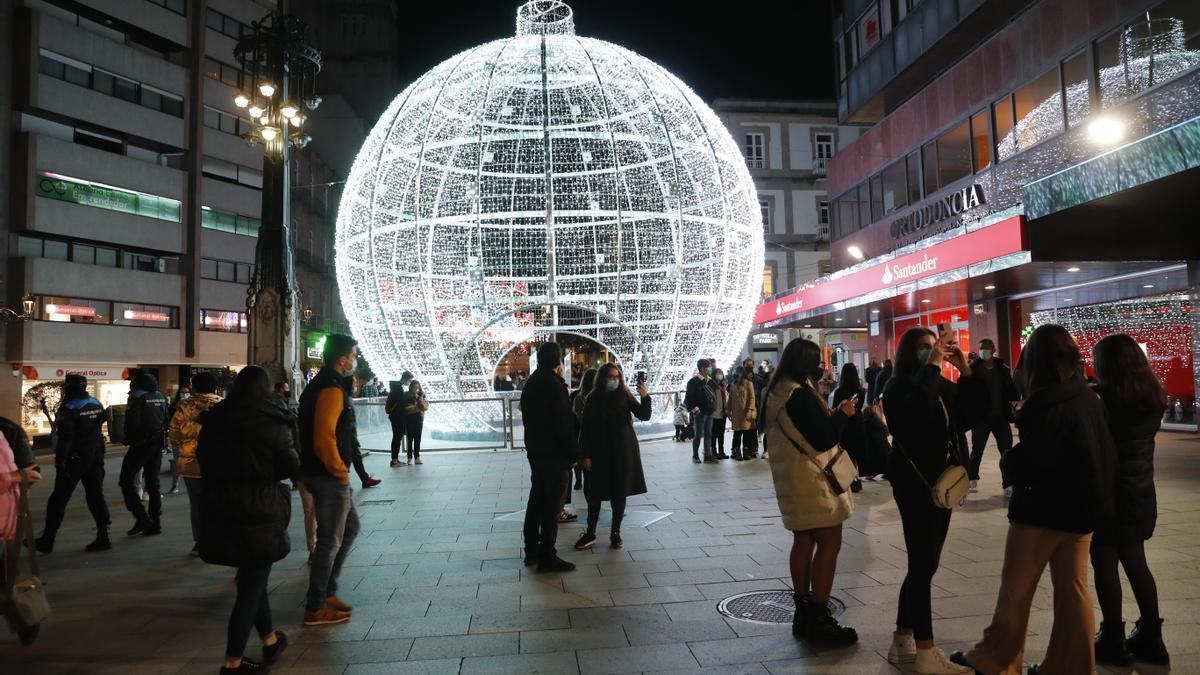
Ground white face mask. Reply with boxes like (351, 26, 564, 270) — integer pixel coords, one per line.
(605, 379, 620, 392)
(979, 348, 993, 361)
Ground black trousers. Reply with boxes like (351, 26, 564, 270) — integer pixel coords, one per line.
(351, 447, 370, 483)
(711, 417, 727, 454)
(226, 564, 274, 659)
(893, 477, 952, 641)
(731, 430, 755, 457)
(586, 493, 626, 535)
(389, 417, 406, 462)
(406, 419, 423, 458)
(523, 458, 570, 558)
(969, 415, 1014, 482)
(118, 444, 162, 523)
(41, 453, 110, 541)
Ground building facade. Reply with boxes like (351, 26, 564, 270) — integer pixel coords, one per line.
(2, 0, 345, 437)
(758, 0, 1200, 426)
(712, 99, 861, 364)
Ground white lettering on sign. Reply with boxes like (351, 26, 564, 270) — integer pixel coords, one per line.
(774, 298, 804, 316)
(882, 253, 939, 285)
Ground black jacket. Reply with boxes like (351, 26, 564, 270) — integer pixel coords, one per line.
(873, 365, 893, 404)
(0, 417, 34, 469)
(580, 393, 652, 501)
(1005, 377, 1117, 534)
(683, 375, 715, 414)
(519, 367, 579, 464)
(882, 365, 987, 488)
(55, 394, 107, 463)
(125, 376, 168, 449)
(297, 367, 357, 480)
(865, 366, 882, 404)
(970, 358, 1019, 420)
(831, 385, 866, 463)
(196, 396, 299, 567)
(1094, 397, 1161, 544)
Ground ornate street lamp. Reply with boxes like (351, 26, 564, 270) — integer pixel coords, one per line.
(0, 294, 36, 323)
(232, 9, 321, 390)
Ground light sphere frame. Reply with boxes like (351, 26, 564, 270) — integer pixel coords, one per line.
(335, 0, 763, 405)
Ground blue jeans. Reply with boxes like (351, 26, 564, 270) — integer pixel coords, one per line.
(692, 413, 714, 460)
(302, 475, 360, 612)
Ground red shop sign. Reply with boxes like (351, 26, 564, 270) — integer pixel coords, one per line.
(756, 216, 1026, 324)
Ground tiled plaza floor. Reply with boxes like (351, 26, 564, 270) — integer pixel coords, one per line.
(3, 431, 1200, 674)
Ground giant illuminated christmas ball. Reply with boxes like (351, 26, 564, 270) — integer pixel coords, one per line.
(336, 0, 762, 400)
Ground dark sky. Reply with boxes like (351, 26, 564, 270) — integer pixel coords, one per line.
(393, 0, 835, 102)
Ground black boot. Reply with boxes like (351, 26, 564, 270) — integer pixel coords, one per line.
(805, 600, 857, 645)
(144, 517, 162, 536)
(34, 536, 53, 554)
(791, 593, 810, 637)
(127, 517, 150, 536)
(1126, 617, 1169, 665)
(1094, 621, 1133, 665)
(85, 529, 112, 552)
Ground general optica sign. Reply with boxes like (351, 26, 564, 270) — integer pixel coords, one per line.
(756, 216, 1026, 324)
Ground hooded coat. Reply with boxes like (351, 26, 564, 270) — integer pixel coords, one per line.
(579, 390, 651, 501)
(196, 396, 299, 567)
(168, 393, 222, 479)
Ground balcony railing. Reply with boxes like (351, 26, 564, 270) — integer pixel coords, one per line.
(816, 226, 830, 242)
(746, 158, 765, 169)
(813, 157, 829, 175)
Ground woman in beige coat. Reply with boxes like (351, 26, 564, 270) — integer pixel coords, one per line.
(727, 367, 758, 460)
(167, 372, 222, 556)
(764, 337, 857, 646)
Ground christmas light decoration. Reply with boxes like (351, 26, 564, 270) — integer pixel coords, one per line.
(335, 1, 763, 411)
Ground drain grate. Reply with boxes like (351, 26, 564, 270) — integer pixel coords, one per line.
(358, 499, 395, 507)
(717, 590, 846, 625)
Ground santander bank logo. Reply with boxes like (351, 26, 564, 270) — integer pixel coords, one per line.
(881, 253, 939, 286)
(880, 265, 893, 284)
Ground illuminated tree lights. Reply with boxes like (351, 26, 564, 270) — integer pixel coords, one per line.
(335, 1, 763, 403)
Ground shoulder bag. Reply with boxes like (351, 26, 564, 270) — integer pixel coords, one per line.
(896, 400, 970, 509)
(6, 474, 51, 631)
(776, 386, 858, 496)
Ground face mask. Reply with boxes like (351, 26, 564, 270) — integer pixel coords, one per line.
(715, 374, 724, 382)
(344, 358, 358, 375)
(605, 379, 620, 392)
(917, 347, 933, 364)
(979, 348, 993, 361)
(179, 392, 190, 400)
(706, 367, 713, 376)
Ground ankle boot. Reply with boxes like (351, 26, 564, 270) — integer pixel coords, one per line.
(791, 593, 810, 637)
(1126, 617, 1169, 665)
(85, 529, 112, 552)
(34, 536, 53, 554)
(1094, 621, 1133, 665)
(805, 599, 858, 645)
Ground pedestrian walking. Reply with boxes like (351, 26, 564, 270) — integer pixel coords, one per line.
(385, 376, 411, 467)
(1089, 334, 1170, 666)
(118, 370, 169, 537)
(967, 338, 1019, 495)
(167, 372, 222, 557)
(167, 385, 190, 494)
(710, 368, 729, 459)
(297, 334, 362, 626)
(574, 364, 650, 550)
(343, 376, 381, 489)
(35, 374, 110, 554)
(403, 380, 428, 464)
(683, 359, 716, 463)
(763, 338, 859, 646)
(865, 359, 883, 406)
(831, 363, 865, 492)
(873, 359, 893, 405)
(952, 324, 1117, 674)
(195, 365, 298, 674)
(882, 327, 985, 674)
(519, 342, 580, 573)
(728, 367, 758, 460)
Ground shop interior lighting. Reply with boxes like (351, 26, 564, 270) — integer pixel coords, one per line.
(335, 0, 762, 415)
(1068, 267, 1081, 272)
(1087, 116, 1125, 145)
(846, 244, 865, 260)
(921, 299, 932, 303)
(1144, 284, 1155, 288)
(984, 284, 996, 290)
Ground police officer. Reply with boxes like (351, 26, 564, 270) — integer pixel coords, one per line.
(118, 369, 169, 536)
(36, 374, 111, 553)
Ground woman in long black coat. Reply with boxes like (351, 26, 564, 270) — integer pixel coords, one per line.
(573, 363, 651, 550)
(196, 365, 300, 674)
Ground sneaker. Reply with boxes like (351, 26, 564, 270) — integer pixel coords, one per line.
(574, 532, 597, 550)
(415, 458, 423, 464)
(220, 657, 269, 674)
(390, 460, 402, 468)
(610, 532, 623, 549)
(914, 647, 972, 674)
(325, 596, 353, 612)
(303, 606, 351, 626)
(558, 510, 578, 522)
(536, 555, 577, 573)
(127, 518, 150, 536)
(968, 480, 978, 493)
(85, 534, 112, 553)
(362, 477, 382, 488)
(887, 631, 917, 664)
(261, 630, 288, 665)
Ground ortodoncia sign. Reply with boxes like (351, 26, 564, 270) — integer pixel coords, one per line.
(890, 184, 985, 239)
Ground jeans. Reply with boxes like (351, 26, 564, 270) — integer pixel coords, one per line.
(184, 477, 203, 544)
(41, 453, 110, 542)
(586, 494, 626, 535)
(523, 458, 570, 559)
(692, 413, 714, 459)
(119, 444, 163, 523)
(303, 475, 361, 612)
(389, 417, 405, 462)
(406, 419, 423, 458)
(969, 415, 1014, 483)
(893, 477, 952, 641)
(711, 417, 727, 455)
(226, 564, 274, 659)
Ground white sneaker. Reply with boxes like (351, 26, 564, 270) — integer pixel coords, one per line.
(887, 632, 917, 664)
(913, 647, 972, 675)
(415, 458, 423, 464)
(968, 480, 978, 493)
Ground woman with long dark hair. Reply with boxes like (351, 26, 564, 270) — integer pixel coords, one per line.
(569, 368, 598, 491)
(403, 380, 429, 464)
(953, 325, 1117, 674)
(196, 365, 299, 673)
(728, 367, 758, 460)
(711, 368, 729, 459)
(385, 381, 407, 467)
(763, 338, 858, 645)
(831, 363, 866, 491)
(1090, 334, 1170, 666)
(573, 364, 651, 550)
(882, 327, 984, 674)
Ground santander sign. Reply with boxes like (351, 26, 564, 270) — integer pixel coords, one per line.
(755, 216, 1025, 325)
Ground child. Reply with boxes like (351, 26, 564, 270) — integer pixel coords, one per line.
(673, 403, 689, 441)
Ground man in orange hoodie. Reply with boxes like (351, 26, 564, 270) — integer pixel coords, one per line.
(297, 334, 361, 626)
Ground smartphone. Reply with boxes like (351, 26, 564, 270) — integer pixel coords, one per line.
(636, 370, 646, 384)
(936, 322, 951, 343)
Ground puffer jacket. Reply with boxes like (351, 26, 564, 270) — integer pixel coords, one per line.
(1094, 392, 1162, 545)
(168, 393, 222, 479)
(882, 364, 987, 488)
(196, 396, 299, 567)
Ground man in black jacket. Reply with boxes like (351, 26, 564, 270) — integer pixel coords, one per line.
(865, 359, 882, 405)
(519, 342, 579, 572)
(119, 370, 169, 536)
(872, 359, 892, 404)
(36, 374, 111, 553)
(683, 359, 716, 463)
(969, 338, 1019, 493)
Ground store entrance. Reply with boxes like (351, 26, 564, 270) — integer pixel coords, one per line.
(894, 306, 971, 382)
(491, 333, 614, 391)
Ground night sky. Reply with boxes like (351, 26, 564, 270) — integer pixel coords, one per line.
(393, 0, 835, 102)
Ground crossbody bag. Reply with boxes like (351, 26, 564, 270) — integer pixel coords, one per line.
(775, 386, 858, 496)
(896, 400, 970, 509)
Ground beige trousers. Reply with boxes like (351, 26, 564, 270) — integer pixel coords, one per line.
(967, 523, 1095, 675)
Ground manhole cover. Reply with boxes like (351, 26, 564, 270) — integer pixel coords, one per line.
(717, 590, 846, 624)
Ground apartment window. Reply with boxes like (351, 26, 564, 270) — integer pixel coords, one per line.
(818, 199, 830, 225)
(937, 120, 972, 187)
(39, 50, 183, 118)
(124, 252, 158, 272)
(115, 302, 178, 328)
(145, 0, 186, 16)
(759, 199, 772, 233)
(37, 296, 109, 324)
(880, 158, 907, 213)
(905, 151, 922, 204)
(856, 4, 882, 55)
(745, 133, 765, 168)
(921, 142, 938, 196)
(1061, 51, 1091, 128)
(206, 9, 247, 40)
(993, 94, 1016, 161)
(835, 196, 857, 240)
(340, 13, 367, 37)
(970, 110, 992, 172)
(1012, 67, 1064, 154)
(203, 58, 242, 88)
(815, 132, 835, 160)
(201, 207, 262, 237)
(74, 129, 122, 155)
(868, 174, 883, 221)
(204, 106, 248, 136)
(44, 240, 69, 261)
(200, 309, 248, 333)
(762, 265, 775, 298)
(857, 183, 871, 229)
(70, 243, 119, 267)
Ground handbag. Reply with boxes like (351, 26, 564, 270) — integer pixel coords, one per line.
(775, 385, 858, 496)
(896, 400, 970, 509)
(6, 475, 50, 628)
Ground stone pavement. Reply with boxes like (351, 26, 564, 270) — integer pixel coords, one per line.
(3, 431, 1200, 674)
